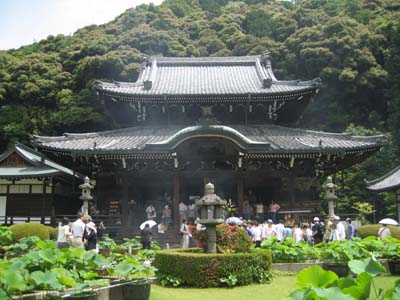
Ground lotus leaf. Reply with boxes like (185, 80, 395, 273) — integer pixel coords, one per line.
(296, 266, 338, 289)
(0, 270, 27, 293)
(348, 257, 386, 276)
(30, 270, 63, 290)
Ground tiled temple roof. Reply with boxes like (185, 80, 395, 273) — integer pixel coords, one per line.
(366, 166, 400, 192)
(32, 125, 385, 158)
(0, 144, 83, 179)
(95, 54, 321, 101)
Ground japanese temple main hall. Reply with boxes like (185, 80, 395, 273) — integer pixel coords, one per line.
(2, 54, 384, 233)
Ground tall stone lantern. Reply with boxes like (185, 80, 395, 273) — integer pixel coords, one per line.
(323, 176, 337, 218)
(79, 176, 94, 215)
(195, 182, 226, 253)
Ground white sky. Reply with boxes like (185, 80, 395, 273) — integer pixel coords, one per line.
(0, 0, 163, 50)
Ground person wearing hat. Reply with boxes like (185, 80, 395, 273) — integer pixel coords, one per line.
(331, 216, 345, 241)
(83, 221, 98, 252)
(345, 218, 355, 240)
(264, 219, 276, 239)
(312, 217, 324, 244)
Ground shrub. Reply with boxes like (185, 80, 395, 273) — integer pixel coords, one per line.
(46, 226, 58, 240)
(153, 248, 272, 287)
(193, 224, 253, 253)
(0, 226, 13, 246)
(9, 223, 50, 241)
(357, 224, 400, 239)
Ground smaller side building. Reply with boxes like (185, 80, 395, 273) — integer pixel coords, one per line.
(366, 165, 400, 223)
(0, 143, 84, 225)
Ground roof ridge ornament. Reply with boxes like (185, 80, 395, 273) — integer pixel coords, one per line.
(263, 78, 273, 88)
(143, 55, 151, 66)
(261, 52, 272, 67)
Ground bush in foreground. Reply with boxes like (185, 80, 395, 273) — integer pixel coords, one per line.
(9, 223, 50, 241)
(153, 248, 271, 287)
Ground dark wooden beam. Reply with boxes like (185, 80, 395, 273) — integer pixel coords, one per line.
(173, 173, 180, 226)
(120, 172, 129, 237)
(237, 173, 244, 215)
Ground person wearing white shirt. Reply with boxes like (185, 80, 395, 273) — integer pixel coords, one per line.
(71, 213, 87, 248)
(293, 223, 303, 243)
(332, 216, 345, 241)
(57, 217, 72, 248)
(275, 220, 286, 241)
(179, 201, 188, 223)
(256, 202, 264, 223)
(378, 224, 391, 239)
(251, 222, 263, 247)
(264, 219, 276, 239)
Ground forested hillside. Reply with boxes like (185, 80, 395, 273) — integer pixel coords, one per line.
(0, 0, 399, 218)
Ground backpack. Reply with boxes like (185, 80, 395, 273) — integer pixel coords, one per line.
(315, 223, 325, 238)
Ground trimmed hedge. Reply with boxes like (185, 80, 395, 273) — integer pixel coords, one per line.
(46, 226, 58, 240)
(358, 225, 400, 239)
(153, 248, 272, 287)
(9, 223, 50, 241)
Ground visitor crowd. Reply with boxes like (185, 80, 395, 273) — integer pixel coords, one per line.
(237, 215, 357, 247)
(56, 212, 104, 252)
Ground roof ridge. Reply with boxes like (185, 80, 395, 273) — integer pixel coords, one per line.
(365, 165, 400, 185)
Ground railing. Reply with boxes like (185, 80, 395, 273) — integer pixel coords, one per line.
(0, 216, 51, 225)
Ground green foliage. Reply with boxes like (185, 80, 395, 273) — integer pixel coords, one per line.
(46, 226, 59, 240)
(290, 257, 388, 300)
(0, 226, 13, 246)
(352, 202, 376, 224)
(9, 223, 50, 242)
(316, 240, 369, 263)
(153, 248, 272, 287)
(261, 237, 319, 263)
(0, 238, 153, 297)
(381, 236, 400, 262)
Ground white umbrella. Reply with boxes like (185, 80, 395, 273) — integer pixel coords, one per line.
(140, 220, 157, 230)
(225, 217, 242, 225)
(378, 218, 399, 226)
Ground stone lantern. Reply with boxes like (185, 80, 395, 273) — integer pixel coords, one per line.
(79, 176, 94, 215)
(323, 176, 337, 218)
(195, 182, 226, 253)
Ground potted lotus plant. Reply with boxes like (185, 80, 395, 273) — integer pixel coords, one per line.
(107, 254, 156, 300)
(381, 237, 400, 275)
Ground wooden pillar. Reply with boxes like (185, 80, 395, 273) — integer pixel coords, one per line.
(173, 173, 180, 226)
(237, 175, 244, 215)
(41, 181, 46, 224)
(288, 173, 296, 206)
(120, 172, 129, 237)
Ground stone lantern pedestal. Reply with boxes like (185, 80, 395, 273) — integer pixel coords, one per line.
(79, 176, 94, 215)
(196, 183, 226, 253)
(323, 176, 337, 218)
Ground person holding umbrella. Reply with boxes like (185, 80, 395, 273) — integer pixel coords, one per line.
(378, 223, 391, 239)
(378, 218, 398, 239)
(141, 223, 152, 249)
